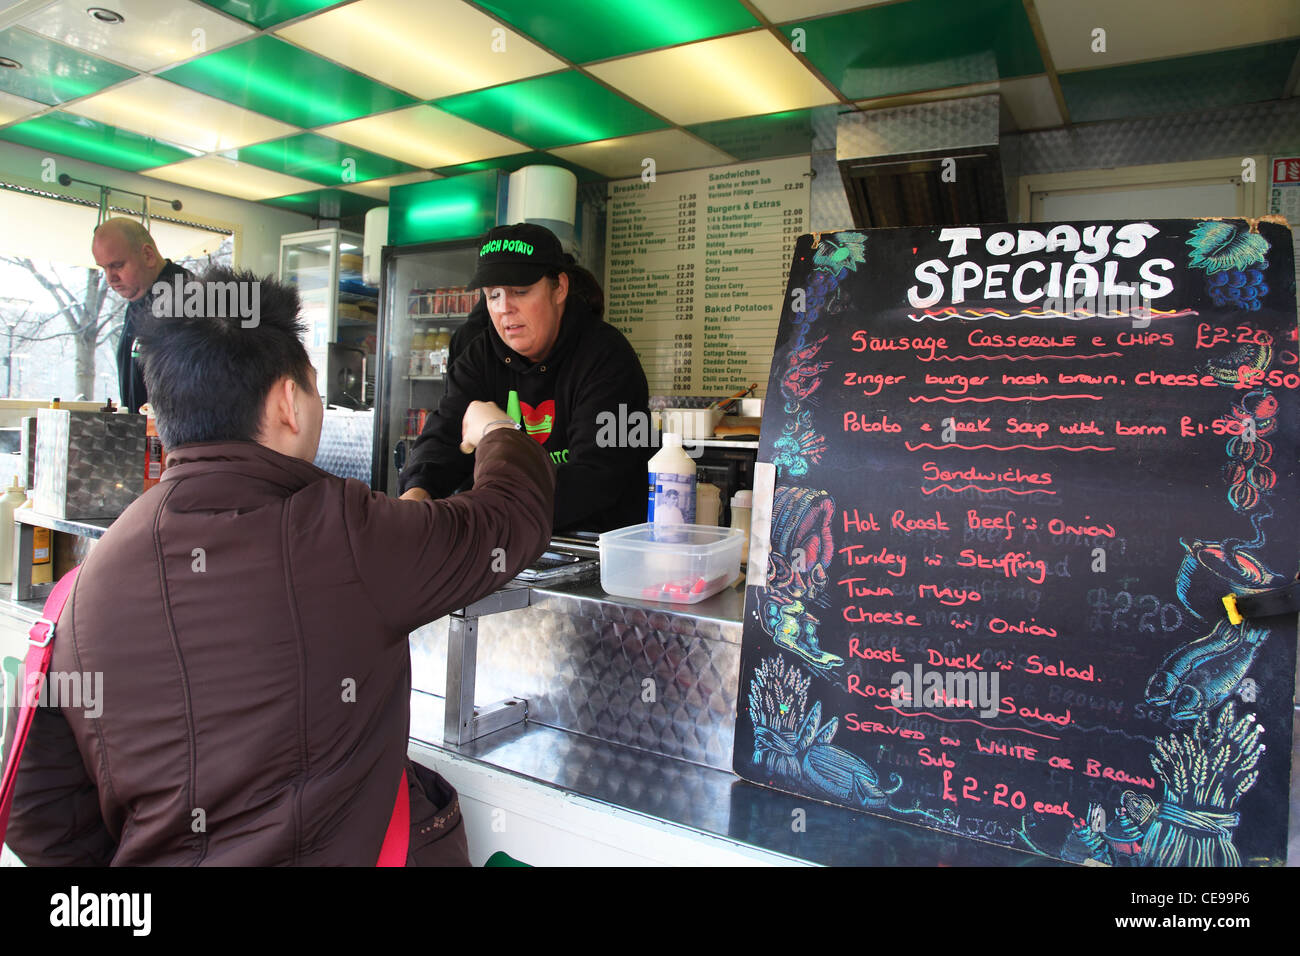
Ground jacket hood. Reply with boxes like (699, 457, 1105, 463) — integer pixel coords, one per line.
(486, 294, 597, 374)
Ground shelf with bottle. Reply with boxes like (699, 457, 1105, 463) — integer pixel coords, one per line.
(407, 287, 478, 318)
(406, 326, 453, 379)
(410, 311, 470, 322)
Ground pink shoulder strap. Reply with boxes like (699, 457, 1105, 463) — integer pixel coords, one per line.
(0, 565, 81, 847)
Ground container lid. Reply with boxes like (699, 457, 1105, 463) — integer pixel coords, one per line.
(661, 431, 682, 447)
(732, 490, 753, 507)
(599, 522, 742, 551)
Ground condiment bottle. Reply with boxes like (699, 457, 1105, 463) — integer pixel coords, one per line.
(647, 433, 696, 524)
(0, 476, 26, 584)
(696, 482, 721, 526)
(730, 489, 752, 564)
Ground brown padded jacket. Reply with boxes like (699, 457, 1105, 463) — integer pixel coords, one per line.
(6, 430, 552, 865)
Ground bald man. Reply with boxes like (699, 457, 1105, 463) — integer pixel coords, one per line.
(92, 217, 192, 412)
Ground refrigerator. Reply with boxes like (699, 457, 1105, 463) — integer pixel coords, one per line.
(370, 238, 482, 493)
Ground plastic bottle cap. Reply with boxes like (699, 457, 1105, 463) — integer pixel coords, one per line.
(662, 432, 682, 447)
(732, 490, 753, 507)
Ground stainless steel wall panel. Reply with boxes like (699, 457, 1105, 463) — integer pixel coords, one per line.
(409, 590, 744, 770)
(836, 94, 1000, 161)
(1004, 99, 1300, 177)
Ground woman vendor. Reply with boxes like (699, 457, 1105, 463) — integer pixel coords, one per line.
(398, 223, 650, 533)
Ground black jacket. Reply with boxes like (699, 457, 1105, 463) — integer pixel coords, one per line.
(116, 259, 192, 412)
(399, 296, 650, 533)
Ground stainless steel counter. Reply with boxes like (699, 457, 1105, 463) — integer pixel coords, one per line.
(411, 574, 748, 770)
(409, 689, 1058, 866)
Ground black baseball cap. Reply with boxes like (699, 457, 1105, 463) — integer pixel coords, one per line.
(468, 222, 567, 289)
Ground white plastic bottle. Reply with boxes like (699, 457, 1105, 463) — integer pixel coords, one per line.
(0, 475, 27, 584)
(647, 433, 696, 524)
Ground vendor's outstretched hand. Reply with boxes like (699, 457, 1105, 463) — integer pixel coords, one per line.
(399, 487, 431, 502)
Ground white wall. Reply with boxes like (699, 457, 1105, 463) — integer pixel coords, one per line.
(0, 140, 316, 275)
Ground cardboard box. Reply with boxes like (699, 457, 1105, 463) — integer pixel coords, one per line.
(34, 408, 147, 518)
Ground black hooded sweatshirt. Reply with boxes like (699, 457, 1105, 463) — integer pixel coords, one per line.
(398, 295, 650, 533)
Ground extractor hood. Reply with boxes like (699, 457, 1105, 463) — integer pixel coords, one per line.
(836, 94, 1007, 228)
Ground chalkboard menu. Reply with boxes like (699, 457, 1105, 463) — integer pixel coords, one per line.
(604, 156, 810, 396)
(734, 219, 1298, 865)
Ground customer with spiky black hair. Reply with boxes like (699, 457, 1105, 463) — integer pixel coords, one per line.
(6, 266, 553, 866)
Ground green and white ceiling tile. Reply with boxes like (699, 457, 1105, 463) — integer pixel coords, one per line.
(275, 0, 565, 100)
(318, 104, 526, 169)
(472, 0, 759, 63)
(159, 35, 417, 129)
(18, 0, 255, 72)
(142, 152, 319, 200)
(547, 128, 735, 179)
(685, 108, 816, 162)
(65, 76, 298, 152)
(996, 76, 1063, 132)
(1060, 39, 1300, 124)
(0, 0, 1293, 219)
(0, 110, 197, 169)
(262, 186, 384, 218)
(434, 71, 666, 149)
(0, 88, 45, 125)
(781, 0, 1044, 101)
(587, 32, 838, 126)
(226, 131, 419, 186)
(1034, 0, 1300, 72)
(432, 149, 601, 182)
(749, 0, 897, 22)
(340, 170, 439, 201)
(195, 0, 349, 30)
(0, 26, 135, 105)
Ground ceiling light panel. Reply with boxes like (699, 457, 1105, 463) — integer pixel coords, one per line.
(158, 35, 417, 129)
(997, 76, 1062, 131)
(227, 131, 419, 186)
(0, 88, 45, 125)
(472, 0, 758, 63)
(339, 170, 438, 200)
(0, 110, 198, 169)
(434, 71, 666, 149)
(196, 0, 350, 30)
(262, 187, 384, 217)
(1059, 40, 1299, 124)
(587, 32, 838, 126)
(19, 0, 255, 73)
(432, 150, 601, 181)
(749, 0, 895, 21)
(318, 104, 526, 168)
(685, 108, 815, 162)
(65, 75, 297, 152)
(548, 128, 734, 178)
(781, 0, 1044, 101)
(0, 26, 134, 106)
(143, 153, 319, 200)
(1036, 0, 1300, 72)
(276, 0, 565, 100)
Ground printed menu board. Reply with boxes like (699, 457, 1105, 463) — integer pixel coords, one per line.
(604, 156, 810, 396)
(734, 219, 1298, 865)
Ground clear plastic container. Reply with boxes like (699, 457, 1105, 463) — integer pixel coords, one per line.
(599, 522, 744, 604)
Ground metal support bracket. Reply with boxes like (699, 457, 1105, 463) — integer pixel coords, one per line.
(442, 584, 532, 746)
